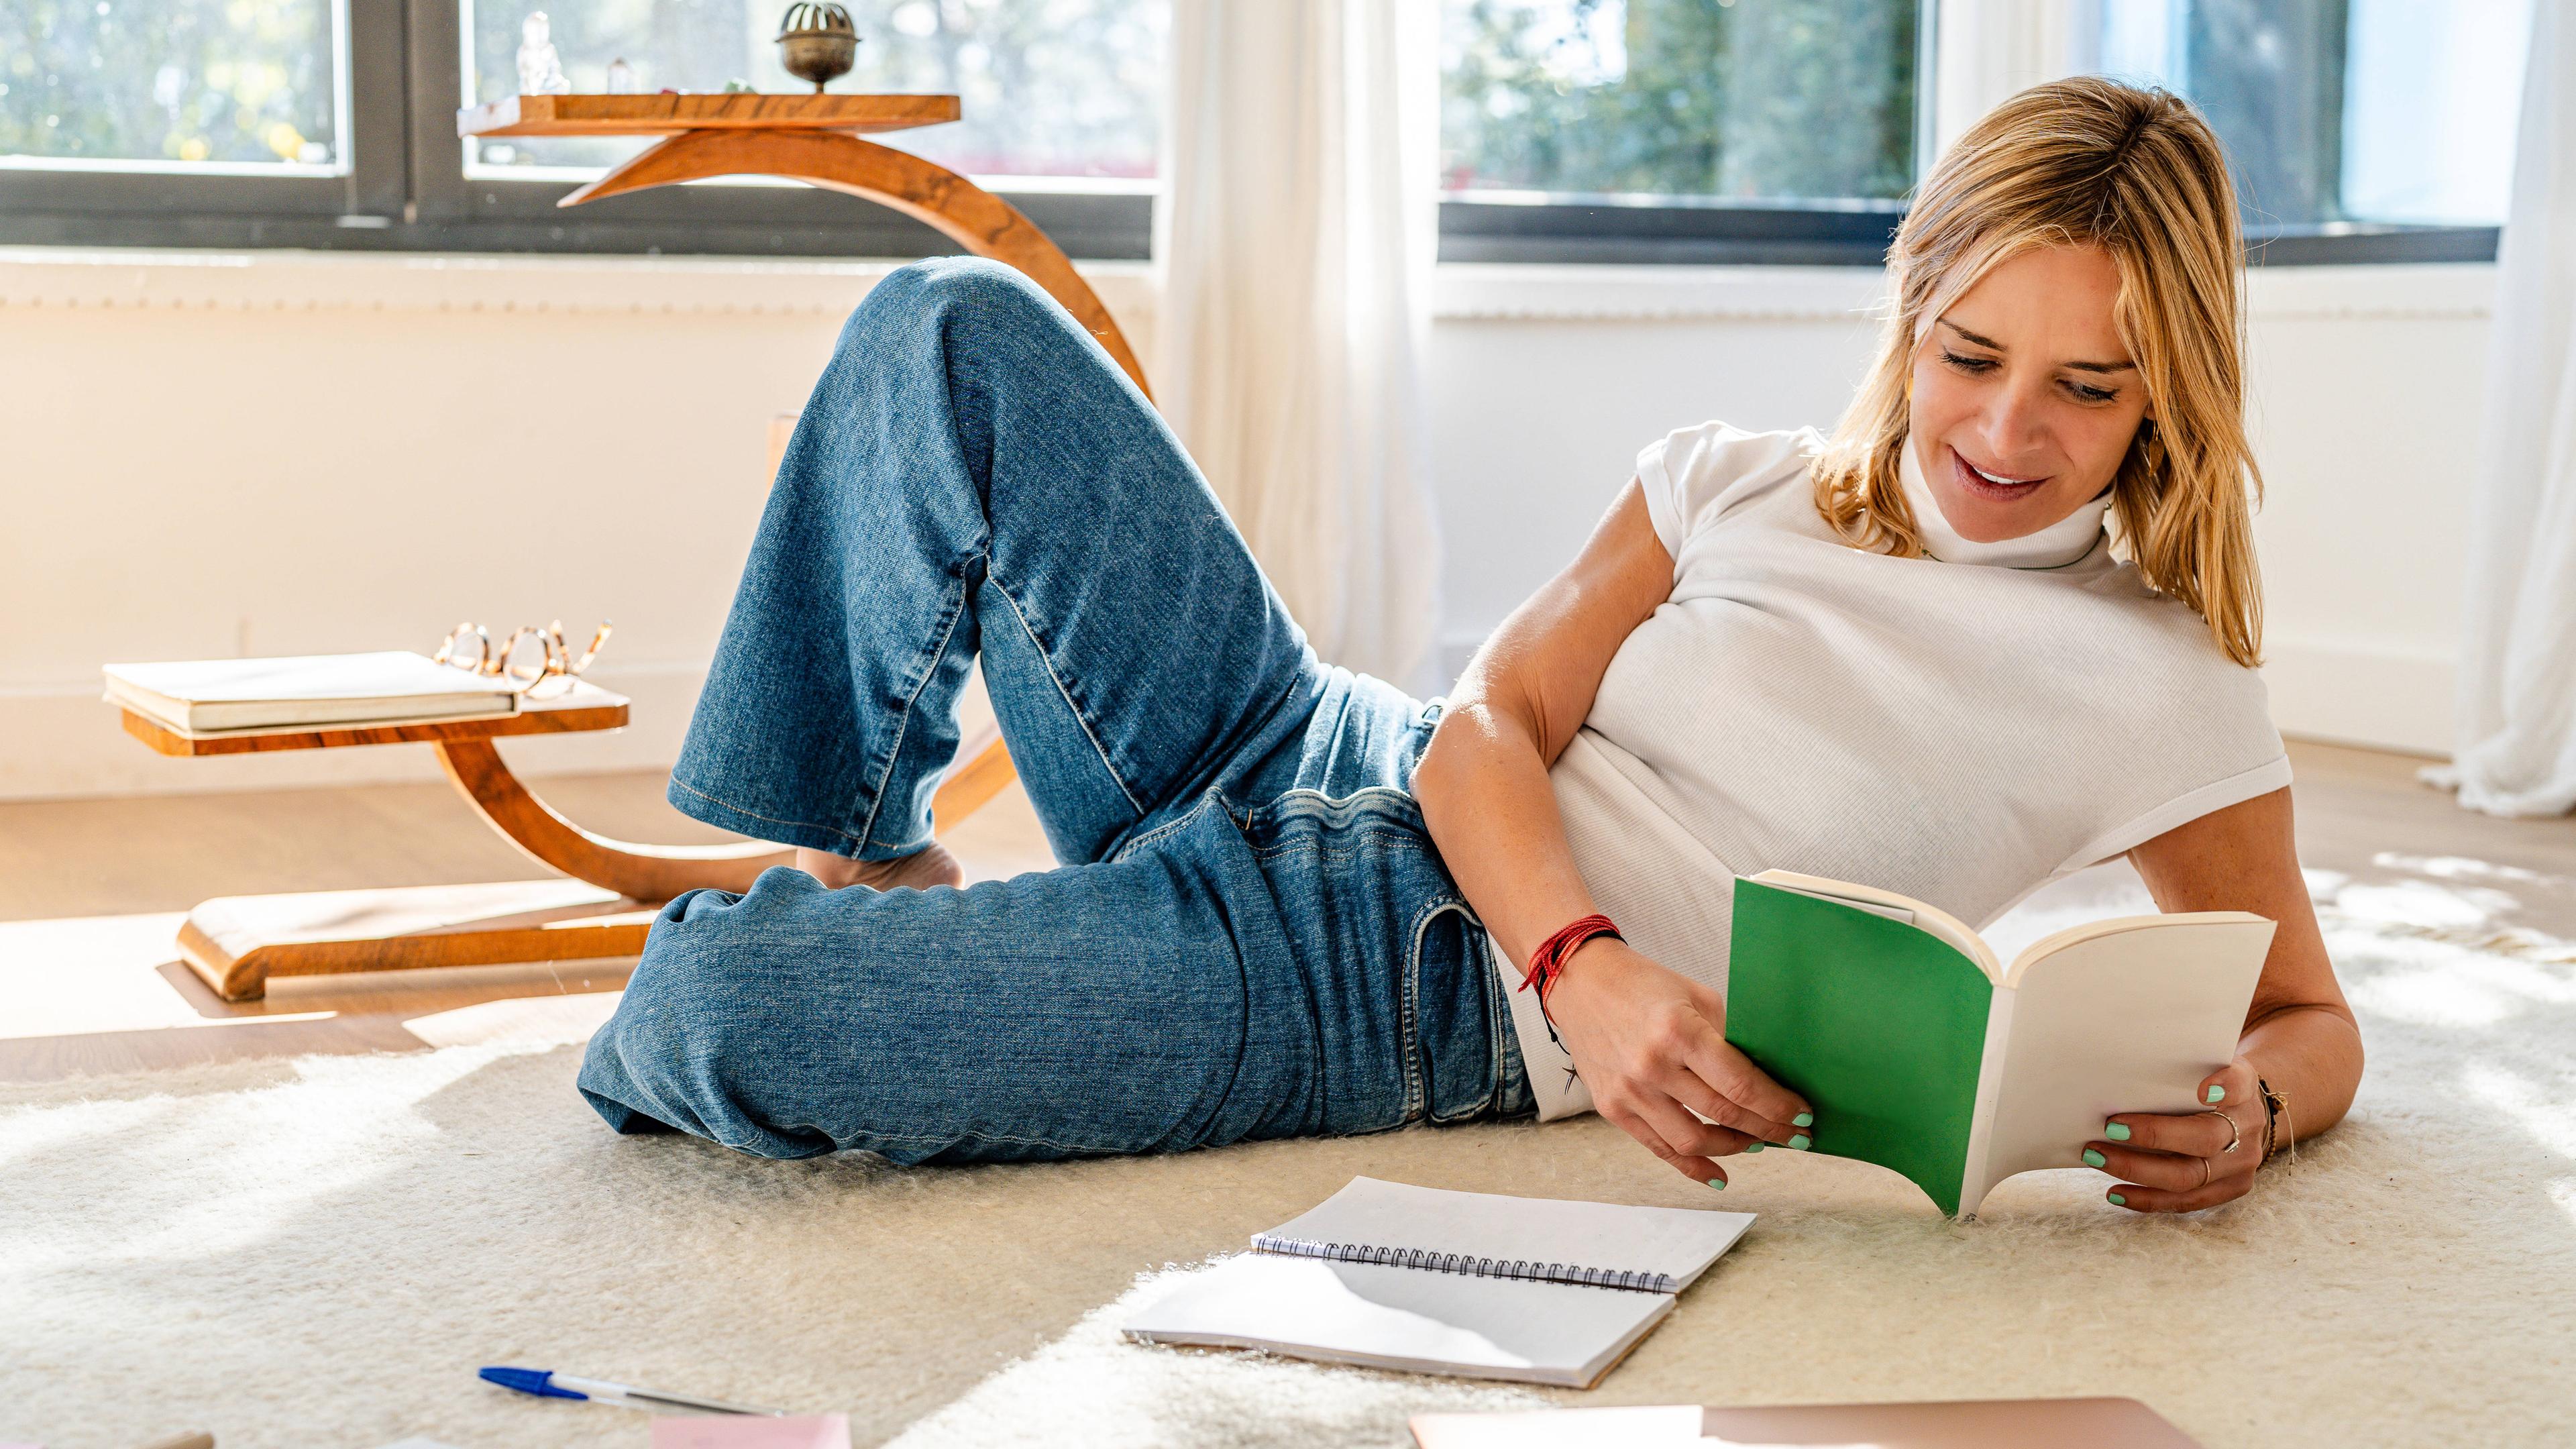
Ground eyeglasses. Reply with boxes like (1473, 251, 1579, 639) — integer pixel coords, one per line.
(433, 619, 613, 695)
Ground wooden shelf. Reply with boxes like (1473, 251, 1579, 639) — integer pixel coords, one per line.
(120, 680, 630, 758)
(459, 93, 960, 138)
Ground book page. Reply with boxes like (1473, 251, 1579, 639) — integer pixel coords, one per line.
(1962, 914, 2273, 1214)
(1122, 1254, 1672, 1389)
(1253, 1178, 1754, 1292)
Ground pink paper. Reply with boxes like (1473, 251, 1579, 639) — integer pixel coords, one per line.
(649, 1413, 849, 1449)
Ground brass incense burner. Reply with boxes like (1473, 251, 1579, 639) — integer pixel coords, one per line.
(775, 2, 859, 93)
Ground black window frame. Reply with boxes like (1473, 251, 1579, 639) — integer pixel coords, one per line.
(0, 0, 1153, 259)
(0, 0, 2500, 267)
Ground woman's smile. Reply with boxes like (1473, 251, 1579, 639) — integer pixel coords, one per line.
(1945, 445, 2053, 504)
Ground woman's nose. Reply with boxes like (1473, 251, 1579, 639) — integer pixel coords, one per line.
(1977, 383, 2054, 465)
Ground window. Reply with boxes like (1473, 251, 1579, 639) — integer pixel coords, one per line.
(0, 0, 1163, 256)
(1, 0, 2524, 264)
(1439, 0, 1926, 264)
(2074, 0, 2524, 262)
(1, 0, 347, 170)
(460, 0, 1163, 183)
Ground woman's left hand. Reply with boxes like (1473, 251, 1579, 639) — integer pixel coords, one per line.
(2086, 1057, 2263, 1213)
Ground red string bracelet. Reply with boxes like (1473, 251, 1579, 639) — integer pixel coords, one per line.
(1520, 914, 1621, 1046)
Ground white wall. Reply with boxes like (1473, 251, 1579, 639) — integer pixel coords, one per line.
(0, 249, 2491, 801)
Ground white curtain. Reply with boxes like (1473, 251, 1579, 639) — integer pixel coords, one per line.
(2434, 4, 2576, 818)
(1932, 0, 2077, 152)
(1155, 0, 1441, 690)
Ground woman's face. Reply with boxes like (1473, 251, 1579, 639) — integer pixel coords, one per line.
(1907, 243, 2151, 542)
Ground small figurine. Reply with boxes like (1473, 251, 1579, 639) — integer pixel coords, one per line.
(605, 57, 637, 94)
(517, 11, 571, 95)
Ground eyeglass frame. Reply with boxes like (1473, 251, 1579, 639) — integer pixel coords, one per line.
(433, 619, 614, 695)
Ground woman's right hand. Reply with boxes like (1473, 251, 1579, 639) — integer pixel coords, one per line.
(1543, 936, 1813, 1187)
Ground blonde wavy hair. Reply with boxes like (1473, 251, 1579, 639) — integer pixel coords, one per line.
(1811, 76, 2264, 666)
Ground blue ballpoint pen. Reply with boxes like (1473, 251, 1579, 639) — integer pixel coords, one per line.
(480, 1365, 786, 1416)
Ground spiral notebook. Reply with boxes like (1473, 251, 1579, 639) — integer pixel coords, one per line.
(1121, 1178, 1754, 1387)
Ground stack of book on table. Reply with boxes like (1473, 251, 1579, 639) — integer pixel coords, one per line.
(103, 652, 522, 736)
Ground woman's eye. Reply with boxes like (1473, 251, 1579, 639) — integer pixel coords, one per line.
(1939, 350, 1997, 374)
(2065, 380, 2119, 404)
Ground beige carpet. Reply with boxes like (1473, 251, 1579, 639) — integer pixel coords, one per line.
(5, 867, 2573, 1449)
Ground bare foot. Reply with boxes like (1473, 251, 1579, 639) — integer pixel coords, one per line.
(796, 842, 966, 892)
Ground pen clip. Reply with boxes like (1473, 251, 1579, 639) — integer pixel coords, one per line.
(480, 1366, 587, 1401)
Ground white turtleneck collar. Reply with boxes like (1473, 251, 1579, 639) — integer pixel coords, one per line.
(1898, 436, 2109, 570)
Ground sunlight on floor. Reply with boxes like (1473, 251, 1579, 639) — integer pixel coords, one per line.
(0, 912, 337, 1038)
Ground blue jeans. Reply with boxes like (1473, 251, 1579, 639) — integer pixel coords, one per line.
(577, 256, 1531, 1163)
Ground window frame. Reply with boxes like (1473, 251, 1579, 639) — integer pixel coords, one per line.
(0, 0, 2502, 267)
(0, 0, 1153, 259)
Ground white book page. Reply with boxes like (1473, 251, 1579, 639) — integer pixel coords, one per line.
(105, 651, 513, 706)
(1254, 1178, 1754, 1291)
(1961, 914, 2274, 1214)
(1122, 1255, 1672, 1389)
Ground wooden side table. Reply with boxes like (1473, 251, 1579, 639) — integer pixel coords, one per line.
(127, 94, 1134, 1000)
(125, 687, 1016, 1001)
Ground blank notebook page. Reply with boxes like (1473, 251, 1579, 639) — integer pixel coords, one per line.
(1122, 1255, 1675, 1385)
(1256, 1178, 1754, 1290)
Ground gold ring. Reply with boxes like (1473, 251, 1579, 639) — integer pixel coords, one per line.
(2204, 1108, 2241, 1154)
(2198, 1155, 2212, 1189)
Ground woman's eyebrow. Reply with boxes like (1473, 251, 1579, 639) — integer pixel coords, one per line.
(1939, 318, 2137, 374)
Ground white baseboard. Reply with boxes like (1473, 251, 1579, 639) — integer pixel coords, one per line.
(2260, 636, 2456, 758)
(0, 663, 706, 802)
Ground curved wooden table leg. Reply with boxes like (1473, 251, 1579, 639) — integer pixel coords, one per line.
(176, 735, 1019, 1001)
(433, 739, 796, 900)
(431, 735, 1018, 902)
(560, 128, 1152, 399)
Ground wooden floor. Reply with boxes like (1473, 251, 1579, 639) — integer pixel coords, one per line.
(2, 741, 2569, 1085)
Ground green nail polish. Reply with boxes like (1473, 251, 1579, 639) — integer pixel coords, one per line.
(2108, 1193, 2127, 1207)
(1707, 1177, 1726, 1190)
(1792, 1112, 1815, 1128)
(1788, 1134, 1811, 1150)
(2206, 1085, 2226, 1104)
(2082, 1148, 2107, 1168)
(2105, 1122, 2131, 1141)
(1745, 1142, 1764, 1152)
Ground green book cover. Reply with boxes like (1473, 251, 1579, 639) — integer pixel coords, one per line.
(1723, 878, 1995, 1216)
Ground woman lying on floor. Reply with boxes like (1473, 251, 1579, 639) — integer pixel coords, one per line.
(580, 76, 2363, 1214)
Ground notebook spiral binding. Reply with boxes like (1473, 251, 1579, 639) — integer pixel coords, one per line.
(1249, 1234, 1678, 1295)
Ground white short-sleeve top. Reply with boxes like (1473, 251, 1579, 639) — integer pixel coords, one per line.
(1503, 422, 2291, 1120)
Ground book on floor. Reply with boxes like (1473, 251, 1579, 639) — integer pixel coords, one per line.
(103, 651, 522, 735)
(1723, 869, 2274, 1218)
(1120, 1177, 1754, 1388)
(1409, 1395, 2205, 1448)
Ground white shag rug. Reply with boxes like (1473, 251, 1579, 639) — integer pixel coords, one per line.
(6, 870, 2574, 1449)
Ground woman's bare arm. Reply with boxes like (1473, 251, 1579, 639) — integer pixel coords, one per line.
(1415, 482, 1809, 1187)
(2092, 787, 2365, 1212)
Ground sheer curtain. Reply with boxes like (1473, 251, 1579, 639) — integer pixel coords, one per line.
(2432, 5, 2576, 818)
(1154, 0, 1441, 690)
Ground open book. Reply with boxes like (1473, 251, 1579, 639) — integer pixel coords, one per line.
(1122, 1177, 1753, 1388)
(103, 651, 521, 735)
(1725, 870, 2274, 1218)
